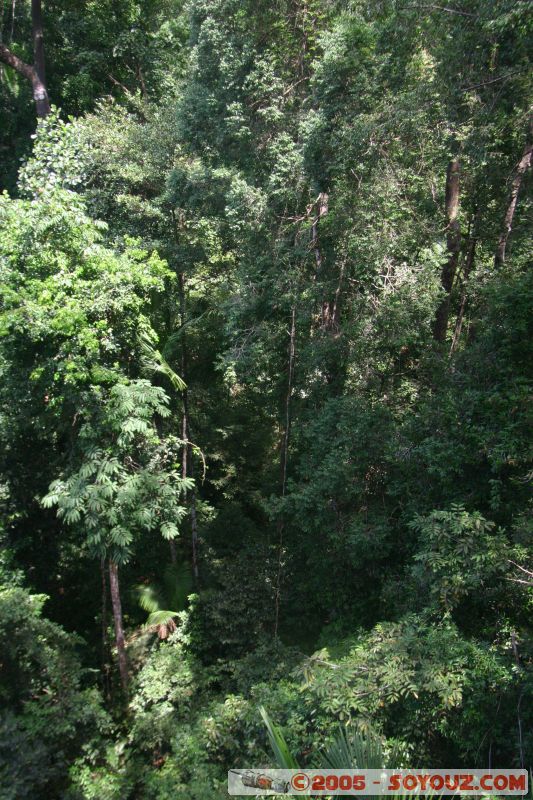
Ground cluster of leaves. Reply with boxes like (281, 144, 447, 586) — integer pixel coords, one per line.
(0, 584, 110, 799)
(42, 380, 192, 564)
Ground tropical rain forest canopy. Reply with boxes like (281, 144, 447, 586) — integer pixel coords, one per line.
(0, 0, 532, 797)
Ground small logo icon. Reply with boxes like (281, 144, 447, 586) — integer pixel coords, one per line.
(291, 773, 311, 791)
(231, 769, 290, 793)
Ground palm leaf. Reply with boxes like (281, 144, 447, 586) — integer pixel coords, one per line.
(259, 706, 299, 769)
(138, 325, 186, 392)
(137, 583, 163, 615)
(137, 562, 192, 637)
(260, 709, 446, 800)
(146, 609, 179, 627)
(323, 726, 384, 770)
(323, 727, 444, 799)
(160, 310, 213, 359)
(163, 561, 193, 612)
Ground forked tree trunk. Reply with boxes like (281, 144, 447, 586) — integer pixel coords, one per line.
(433, 160, 461, 343)
(494, 114, 533, 267)
(0, 0, 50, 117)
(108, 560, 128, 693)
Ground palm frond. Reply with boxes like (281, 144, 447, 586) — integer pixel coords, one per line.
(137, 583, 163, 615)
(163, 561, 193, 612)
(146, 609, 179, 627)
(323, 726, 384, 770)
(138, 326, 186, 392)
(161, 310, 213, 359)
(260, 710, 445, 800)
(324, 727, 443, 799)
(259, 706, 299, 769)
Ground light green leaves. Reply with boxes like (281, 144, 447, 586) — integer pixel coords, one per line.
(161, 521, 180, 540)
(41, 380, 192, 562)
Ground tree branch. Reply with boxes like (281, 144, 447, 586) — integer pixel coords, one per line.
(0, 0, 49, 117)
(401, 4, 477, 16)
(508, 560, 533, 578)
(461, 71, 522, 93)
(0, 42, 35, 82)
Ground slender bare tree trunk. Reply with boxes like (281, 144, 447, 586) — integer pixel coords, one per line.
(108, 560, 128, 693)
(100, 557, 111, 701)
(311, 192, 329, 271)
(177, 269, 200, 581)
(190, 499, 199, 563)
(330, 258, 346, 333)
(180, 272, 189, 496)
(433, 160, 461, 342)
(185, 420, 200, 586)
(0, 0, 50, 117)
(280, 306, 296, 493)
(494, 114, 533, 267)
(450, 209, 479, 354)
(31, 0, 48, 116)
(309, 193, 343, 333)
(310, 192, 338, 331)
(182, 389, 200, 582)
(169, 538, 177, 565)
(274, 305, 296, 640)
(170, 210, 199, 575)
(180, 403, 199, 581)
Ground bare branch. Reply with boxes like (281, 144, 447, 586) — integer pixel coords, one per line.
(508, 560, 533, 578)
(0, 41, 34, 82)
(400, 4, 477, 17)
(461, 71, 522, 93)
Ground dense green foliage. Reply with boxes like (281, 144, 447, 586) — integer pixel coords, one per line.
(0, 0, 532, 797)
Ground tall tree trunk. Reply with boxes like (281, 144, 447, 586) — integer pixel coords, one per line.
(433, 160, 461, 342)
(108, 560, 128, 693)
(450, 209, 479, 354)
(180, 273, 188, 495)
(310, 192, 335, 330)
(169, 538, 177, 565)
(31, 0, 49, 116)
(170, 210, 199, 576)
(178, 269, 200, 582)
(309, 192, 343, 334)
(100, 557, 111, 701)
(311, 192, 329, 271)
(330, 258, 346, 333)
(184, 419, 200, 584)
(280, 306, 296, 497)
(0, 0, 50, 117)
(494, 114, 533, 268)
(274, 305, 296, 640)
(189, 483, 199, 582)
